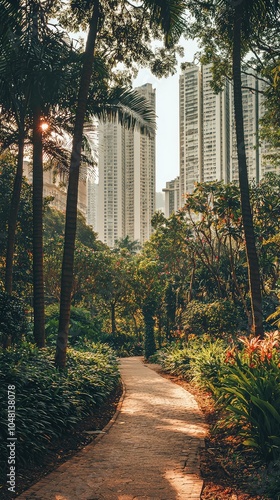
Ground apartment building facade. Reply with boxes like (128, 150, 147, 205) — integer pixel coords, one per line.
(94, 83, 156, 248)
(178, 63, 275, 207)
(163, 176, 180, 217)
(179, 63, 203, 204)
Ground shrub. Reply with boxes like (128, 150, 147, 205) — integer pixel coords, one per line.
(182, 299, 240, 337)
(0, 291, 29, 346)
(45, 305, 101, 346)
(188, 338, 229, 393)
(0, 343, 120, 474)
(218, 332, 280, 462)
(155, 343, 191, 378)
(99, 332, 143, 357)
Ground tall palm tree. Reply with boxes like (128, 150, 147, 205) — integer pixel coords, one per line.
(189, 0, 278, 336)
(0, 2, 31, 296)
(0, 0, 78, 346)
(228, 0, 278, 337)
(55, 0, 188, 368)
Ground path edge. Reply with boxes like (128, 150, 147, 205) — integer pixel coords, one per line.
(92, 378, 126, 444)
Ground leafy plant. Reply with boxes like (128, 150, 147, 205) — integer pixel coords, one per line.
(182, 299, 240, 337)
(99, 332, 143, 357)
(0, 343, 120, 475)
(188, 338, 229, 393)
(155, 343, 191, 378)
(0, 291, 30, 346)
(218, 332, 280, 462)
(45, 304, 101, 345)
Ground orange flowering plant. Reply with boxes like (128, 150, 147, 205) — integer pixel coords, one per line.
(221, 331, 280, 462)
(238, 331, 280, 368)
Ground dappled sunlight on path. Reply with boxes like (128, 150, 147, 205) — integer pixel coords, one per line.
(17, 357, 207, 500)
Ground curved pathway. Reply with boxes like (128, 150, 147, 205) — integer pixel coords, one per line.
(17, 357, 207, 500)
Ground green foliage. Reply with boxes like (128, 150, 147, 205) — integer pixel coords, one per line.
(156, 337, 228, 391)
(0, 291, 30, 346)
(0, 157, 33, 295)
(188, 339, 229, 393)
(218, 332, 280, 462)
(44, 207, 101, 250)
(45, 305, 101, 345)
(143, 300, 157, 359)
(182, 299, 240, 337)
(156, 342, 191, 378)
(99, 332, 143, 357)
(0, 343, 119, 473)
(219, 357, 280, 462)
(155, 332, 280, 464)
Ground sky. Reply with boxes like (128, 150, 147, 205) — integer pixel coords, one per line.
(133, 39, 198, 193)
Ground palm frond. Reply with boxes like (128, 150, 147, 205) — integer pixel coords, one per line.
(143, 0, 188, 46)
(89, 86, 156, 137)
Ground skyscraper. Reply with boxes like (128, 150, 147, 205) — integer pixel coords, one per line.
(179, 63, 202, 202)
(202, 64, 231, 184)
(230, 71, 260, 183)
(178, 63, 276, 208)
(179, 63, 231, 203)
(163, 176, 180, 217)
(94, 83, 156, 248)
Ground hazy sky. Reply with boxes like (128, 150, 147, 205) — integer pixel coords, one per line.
(133, 39, 198, 193)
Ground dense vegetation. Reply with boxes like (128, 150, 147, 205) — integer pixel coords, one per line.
(0, 155, 279, 496)
(152, 333, 280, 497)
(0, 0, 279, 497)
(0, 342, 119, 480)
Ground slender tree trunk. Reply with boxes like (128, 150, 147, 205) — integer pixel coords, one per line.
(143, 303, 156, 360)
(5, 133, 25, 294)
(157, 313, 162, 349)
(233, 5, 264, 337)
(188, 259, 196, 303)
(32, 106, 45, 347)
(55, 0, 100, 368)
(111, 301, 117, 335)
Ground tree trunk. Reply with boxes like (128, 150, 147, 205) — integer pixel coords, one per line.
(233, 5, 264, 337)
(143, 306, 156, 359)
(111, 301, 117, 335)
(32, 106, 45, 347)
(55, 0, 100, 369)
(5, 133, 25, 294)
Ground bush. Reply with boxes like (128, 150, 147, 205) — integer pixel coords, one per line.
(0, 292, 29, 346)
(218, 332, 280, 462)
(182, 299, 240, 337)
(0, 343, 120, 474)
(155, 343, 191, 378)
(45, 305, 101, 346)
(100, 332, 143, 357)
(188, 338, 229, 393)
(155, 337, 229, 391)
(154, 331, 280, 467)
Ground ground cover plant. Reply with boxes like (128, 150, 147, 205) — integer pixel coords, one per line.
(153, 331, 280, 498)
(0, 342, 120, 485)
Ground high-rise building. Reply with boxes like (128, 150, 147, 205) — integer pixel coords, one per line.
(179, 63, 231, 204)
(94, 83, 156, 248)
(179, 64, 202, 202)
(178, 63, 277, 208)
(23, 161, 87, 217)
(202, 64, 231, 184)
(230, 71, 260, 183)
(163, 176, 180, 217)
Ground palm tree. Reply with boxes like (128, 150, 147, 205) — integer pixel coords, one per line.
(188, 0, 278, 336)
(228, 0, 278, 337)
(114, 236, 141, 255)
(0, 3, 31, 296)
(55, 0, 188, 368)
(0, 0, 79, 346)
